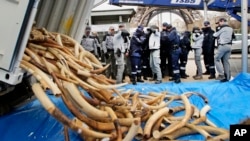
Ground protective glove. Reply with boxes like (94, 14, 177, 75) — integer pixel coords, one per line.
(105, 53, 109, 59)
(116, 48, 122, 57)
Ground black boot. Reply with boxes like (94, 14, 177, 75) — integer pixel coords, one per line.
(203, 71, 210, 75)
(220, 73, 228, 82)
(180, 70, 187, 79)
(137, 73, 144, 83)
(131, 74, 137, 85)
(174, 74, 181, 83)
(208, 67, 216, 79)
(208, 74, 216, 79)
(203, 66, 210, 75)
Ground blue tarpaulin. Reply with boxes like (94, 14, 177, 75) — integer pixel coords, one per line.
(1, 73, 250, 141)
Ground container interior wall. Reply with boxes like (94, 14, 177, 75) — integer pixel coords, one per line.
(35, 0, 94, 42)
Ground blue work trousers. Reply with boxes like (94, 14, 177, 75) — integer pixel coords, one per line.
(171, 47, 181, 79)
(130, 56, 142, 76)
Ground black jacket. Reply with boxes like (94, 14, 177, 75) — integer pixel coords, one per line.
(202, 27, 215, 53)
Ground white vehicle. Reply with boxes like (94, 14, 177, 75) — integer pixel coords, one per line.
(231, 34, 250, 53)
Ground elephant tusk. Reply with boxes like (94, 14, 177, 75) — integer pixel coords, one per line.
(144, 107, 171, 139)
(123, 118, 141, 141)
(153, 94, 192, 139)
(31, 83, 112, 139)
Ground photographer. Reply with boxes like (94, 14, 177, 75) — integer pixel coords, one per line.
(113, 24, 130, 84)
(148, 25, 162, 84)
(213, 18, 234, 82)
(192, 27, 204, 80)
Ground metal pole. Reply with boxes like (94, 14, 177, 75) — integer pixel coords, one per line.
(203, 0, 208, 21)
(241, 0, 248, 72)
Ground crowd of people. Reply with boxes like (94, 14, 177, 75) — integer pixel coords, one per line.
(80, 17, 235, 85)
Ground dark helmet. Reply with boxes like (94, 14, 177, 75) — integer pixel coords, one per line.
(136, 27, 144, 35)
(166, 24, 172, 29)
(162, 22, 168, 27)
(184, 31, 191, 38)
(136, 25, 144, 33)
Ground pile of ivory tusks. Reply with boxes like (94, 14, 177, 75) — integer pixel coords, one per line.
(21, 27, 229, 141)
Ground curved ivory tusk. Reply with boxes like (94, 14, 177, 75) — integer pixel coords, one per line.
(56, 62, 98, 90)
(25, 48, 43, 65)
(186, 123, 212, 139)
(151, 116, 164, 132)
(78, 47, 103, 67)
(185, 91, 209, 104)
(90, 63, 110, 74)
(40, 57, 60, 73)
(60, 87, 116, 131)
(74, 42, 80, 58)
(123, 118, 141, 141)
(207, 133, 229, 141)
(87, 78, 128, 89)
(28, 43, 47, 50)
(62, 81, 109, 118)
(192, 104, 211, 125)
(21, 60, 61, 95)
(114, 119, 122, 141)
(144, 107, 170, 139)
(139, 99, 168, 110)
(205, 119, 218, 127)
(145, 93, 165, 105)
(55, 34, 63, 46)
(77, 69, 92, 77)
(153, 94, 192, 139)
(104, 106, 118, 121)
(20, 63, 50, 90)
(191, 104, 200, 118)
(31, 83, 112, 139)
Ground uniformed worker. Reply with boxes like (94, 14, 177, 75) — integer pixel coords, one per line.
(102, 26, 116, 79)
(167, 24, 181, 83)
(202, 21, 216, 79)
(160, 22, 171, 78)
(179, 31, 192, 78)
(81, 26, 98, 57)
(113, 24, 130, 84)
(213, 18, 234, 82)
(129, 26, 146, 85)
